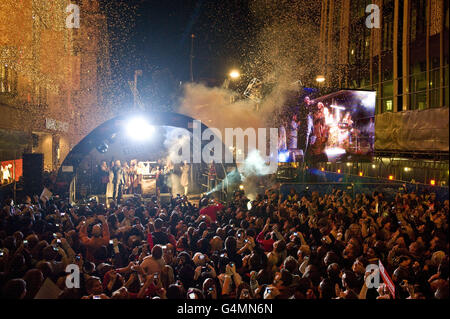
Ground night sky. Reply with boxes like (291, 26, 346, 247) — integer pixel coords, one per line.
(99, 0, 255, 108)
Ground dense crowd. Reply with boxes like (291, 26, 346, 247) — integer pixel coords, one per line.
(0, 187, 448, 299)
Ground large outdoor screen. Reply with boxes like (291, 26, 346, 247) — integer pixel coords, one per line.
(278, 89, 376, 163)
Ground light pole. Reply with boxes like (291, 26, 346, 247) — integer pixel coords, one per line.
(190, 34, 195, 82)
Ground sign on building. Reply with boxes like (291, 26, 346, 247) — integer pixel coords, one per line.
(46, 118, 69, 133)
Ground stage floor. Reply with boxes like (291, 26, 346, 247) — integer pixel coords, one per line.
(83, 193, 203, 207)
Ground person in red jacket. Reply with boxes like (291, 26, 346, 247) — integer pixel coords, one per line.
(256, 218, 278, 252)
(199, 198, 223, 224)
(79, 215, 110, 262)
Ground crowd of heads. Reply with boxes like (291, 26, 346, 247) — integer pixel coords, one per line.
(0, 186, 448, 299)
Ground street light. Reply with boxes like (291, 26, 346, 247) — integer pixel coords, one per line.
(316, 75, 325, 83)
(229, 70, 241, 80)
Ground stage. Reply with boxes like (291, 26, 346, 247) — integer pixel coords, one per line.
(84, 192, 203, 207)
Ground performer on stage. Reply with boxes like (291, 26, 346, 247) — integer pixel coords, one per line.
(1, 164, 12, 185)
(298, 96, 314, 160)
(180, 161, 190, 196)
(122, 161, 131, 194)
(99, 161, 109, 194)
(155, 165, 165, 196)
(129, 160, 138, 194)
(113, 160, 126, 203)
(106, 161, 114, 202)
(207, 161, 217, 192)
(309, 117, 329, 162)
(287, 114, 300, 162)
(278, 117, 288, 152)
(165, 158, 175, 195)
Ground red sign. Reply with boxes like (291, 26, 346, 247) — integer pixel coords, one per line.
(1, 159, 23, 184)
(378, 260, 395, 299)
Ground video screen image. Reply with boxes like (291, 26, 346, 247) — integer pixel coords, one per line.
(278, 90, 376, 163)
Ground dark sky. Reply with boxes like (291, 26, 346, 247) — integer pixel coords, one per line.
(100, 0, 255, 108)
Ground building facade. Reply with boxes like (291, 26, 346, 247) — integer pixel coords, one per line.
(0, 0, 110, 171)
(319, 0, 448, 112)
(318, 0, 449, 185)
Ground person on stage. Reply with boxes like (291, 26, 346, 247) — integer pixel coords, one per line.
(180, 161, 190, 196)
(155, 165, 165, 196)
(129, 160, 138, 194)
(298, 96, 314, 161)
(99, 161, 109, 195)
(207, 161, 217, 192)
(112, 160, 126, 203)
(106, 161, 114, 203)
(287, 113, 300, 162)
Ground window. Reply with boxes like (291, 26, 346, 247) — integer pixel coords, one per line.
(409, 62, 427, 110)
(446, 0, 449, 30)
(385, 99, 393, 112)
(410, 0, 427, 43)
(0, 64, 17, 93)
(382, 1, 394, 51)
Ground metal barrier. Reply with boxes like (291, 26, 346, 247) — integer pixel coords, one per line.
(281, 169, 449, 202)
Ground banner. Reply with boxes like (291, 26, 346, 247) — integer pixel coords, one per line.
(375, 107, 449, 152)
(1, 159, 22, 184)
(378, 260, 395, 299)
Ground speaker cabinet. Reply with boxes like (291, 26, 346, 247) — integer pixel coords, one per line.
(22, 153, 43, 196)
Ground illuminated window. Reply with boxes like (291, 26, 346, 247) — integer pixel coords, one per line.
(0, 64, 17, 94)
(385, 100, 393, 111)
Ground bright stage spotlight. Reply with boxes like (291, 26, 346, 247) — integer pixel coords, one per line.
(126, 117, 155, 141)
(229, 70, 241, 79)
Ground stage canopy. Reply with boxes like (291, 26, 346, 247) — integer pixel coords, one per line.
(55, 111, 235, 197)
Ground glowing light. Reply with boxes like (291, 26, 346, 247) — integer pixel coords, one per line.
(430, 180, 436, 186)
(361, 91, 376, 109)
(388, 175, 394, 180)
(404, 167, 411, 172)
(321, 167, 325, 172)
(316, 75, 325, 83)
(325, 147, 346, 157)
(372, 164, 376, 169)
(337, 169, 341, 174)
(239, 184, 244, 190)
(346, 162, 352, 167)
(126, 118, 155, 141)
(229, 70, 240, 79)
(359, 172, 363, 176)
(278, 150, 290, 163)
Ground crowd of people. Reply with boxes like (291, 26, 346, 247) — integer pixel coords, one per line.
(0, 185, 448, 299)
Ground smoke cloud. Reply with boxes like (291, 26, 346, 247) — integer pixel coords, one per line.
(174, 0, 325, 195)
